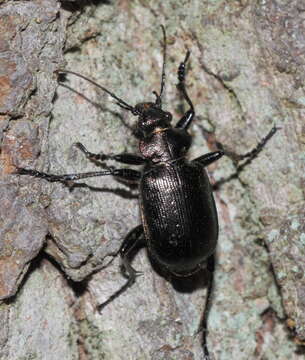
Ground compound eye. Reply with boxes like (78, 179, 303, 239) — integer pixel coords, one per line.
(165, 112, 172, 121)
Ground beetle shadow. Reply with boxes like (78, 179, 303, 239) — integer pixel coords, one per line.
(124, 242, 211, 294)
(171, 268, 209, 293)
(61, 0, 112, 13)
(148, 255, 211, 294)
(68, 182, 138, 200)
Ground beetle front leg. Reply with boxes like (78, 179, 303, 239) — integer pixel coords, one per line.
(98, 225, 145, 310)
(74, 142, 146, 166)
(175, 51, 195, 130)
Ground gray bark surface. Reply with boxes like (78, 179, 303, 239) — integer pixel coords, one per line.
(0, 0, 304, 359)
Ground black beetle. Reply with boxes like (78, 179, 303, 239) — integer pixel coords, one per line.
(17, 26, 278, 359)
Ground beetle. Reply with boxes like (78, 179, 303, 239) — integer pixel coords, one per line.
(16, 26, 278, 359)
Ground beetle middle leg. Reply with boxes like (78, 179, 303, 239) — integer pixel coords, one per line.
(217, 125, 278, 164)
(98, 224, 145, 310)
(192, 150, 224, 167)
(214, 125, 279, 189)
(17, 165, 144, 308)
(16, 167, 141, 183)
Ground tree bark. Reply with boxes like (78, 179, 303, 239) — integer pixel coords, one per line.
(0, 0, 304, 359)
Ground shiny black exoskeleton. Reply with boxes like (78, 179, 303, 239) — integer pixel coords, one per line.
(138, 104, 220, 277)
(17, 27, 278, 360)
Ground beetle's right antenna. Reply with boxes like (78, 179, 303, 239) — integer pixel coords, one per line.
(154, 25, 167, 108)
(159, 25, 167, 101)
(58, 70, 139, 116)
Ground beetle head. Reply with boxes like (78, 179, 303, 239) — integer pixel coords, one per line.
(134, 102, 172, 136)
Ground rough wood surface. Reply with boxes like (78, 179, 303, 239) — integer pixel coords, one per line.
(0, 0, 304, 359)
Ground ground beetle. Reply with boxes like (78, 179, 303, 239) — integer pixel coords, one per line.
(17, 26, 278, 359)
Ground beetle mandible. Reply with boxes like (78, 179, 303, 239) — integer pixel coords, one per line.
(17, 26, 278, 359)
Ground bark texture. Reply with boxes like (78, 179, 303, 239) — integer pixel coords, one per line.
(0, 0, 304, 359)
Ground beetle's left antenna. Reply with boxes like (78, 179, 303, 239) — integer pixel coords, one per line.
(154, 25, 167, 108)
(58, 70, 139, 115)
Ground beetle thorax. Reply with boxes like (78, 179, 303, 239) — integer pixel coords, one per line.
(139, 128, 192, 163)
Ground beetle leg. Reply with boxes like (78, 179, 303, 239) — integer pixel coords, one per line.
(16, 167, 141, 183)
(176, 51, 195, 130)
(198, 254, 215, 360)
(98, 225, 145, 310)
(213, 126, 279, 189)
(175, 109, 195, 130)
(192, 151, 224, 167)
(74, 142, 146, 166)
(217, 125, 279, 163)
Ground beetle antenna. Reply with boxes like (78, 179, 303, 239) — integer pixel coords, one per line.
(159, 25, 167, 100)
(154, 25, 167, 108)
(58, 69, 138, 115)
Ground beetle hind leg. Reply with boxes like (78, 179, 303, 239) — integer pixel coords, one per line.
(98, 225, 145, 310)
(197, 254, 215, 360)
